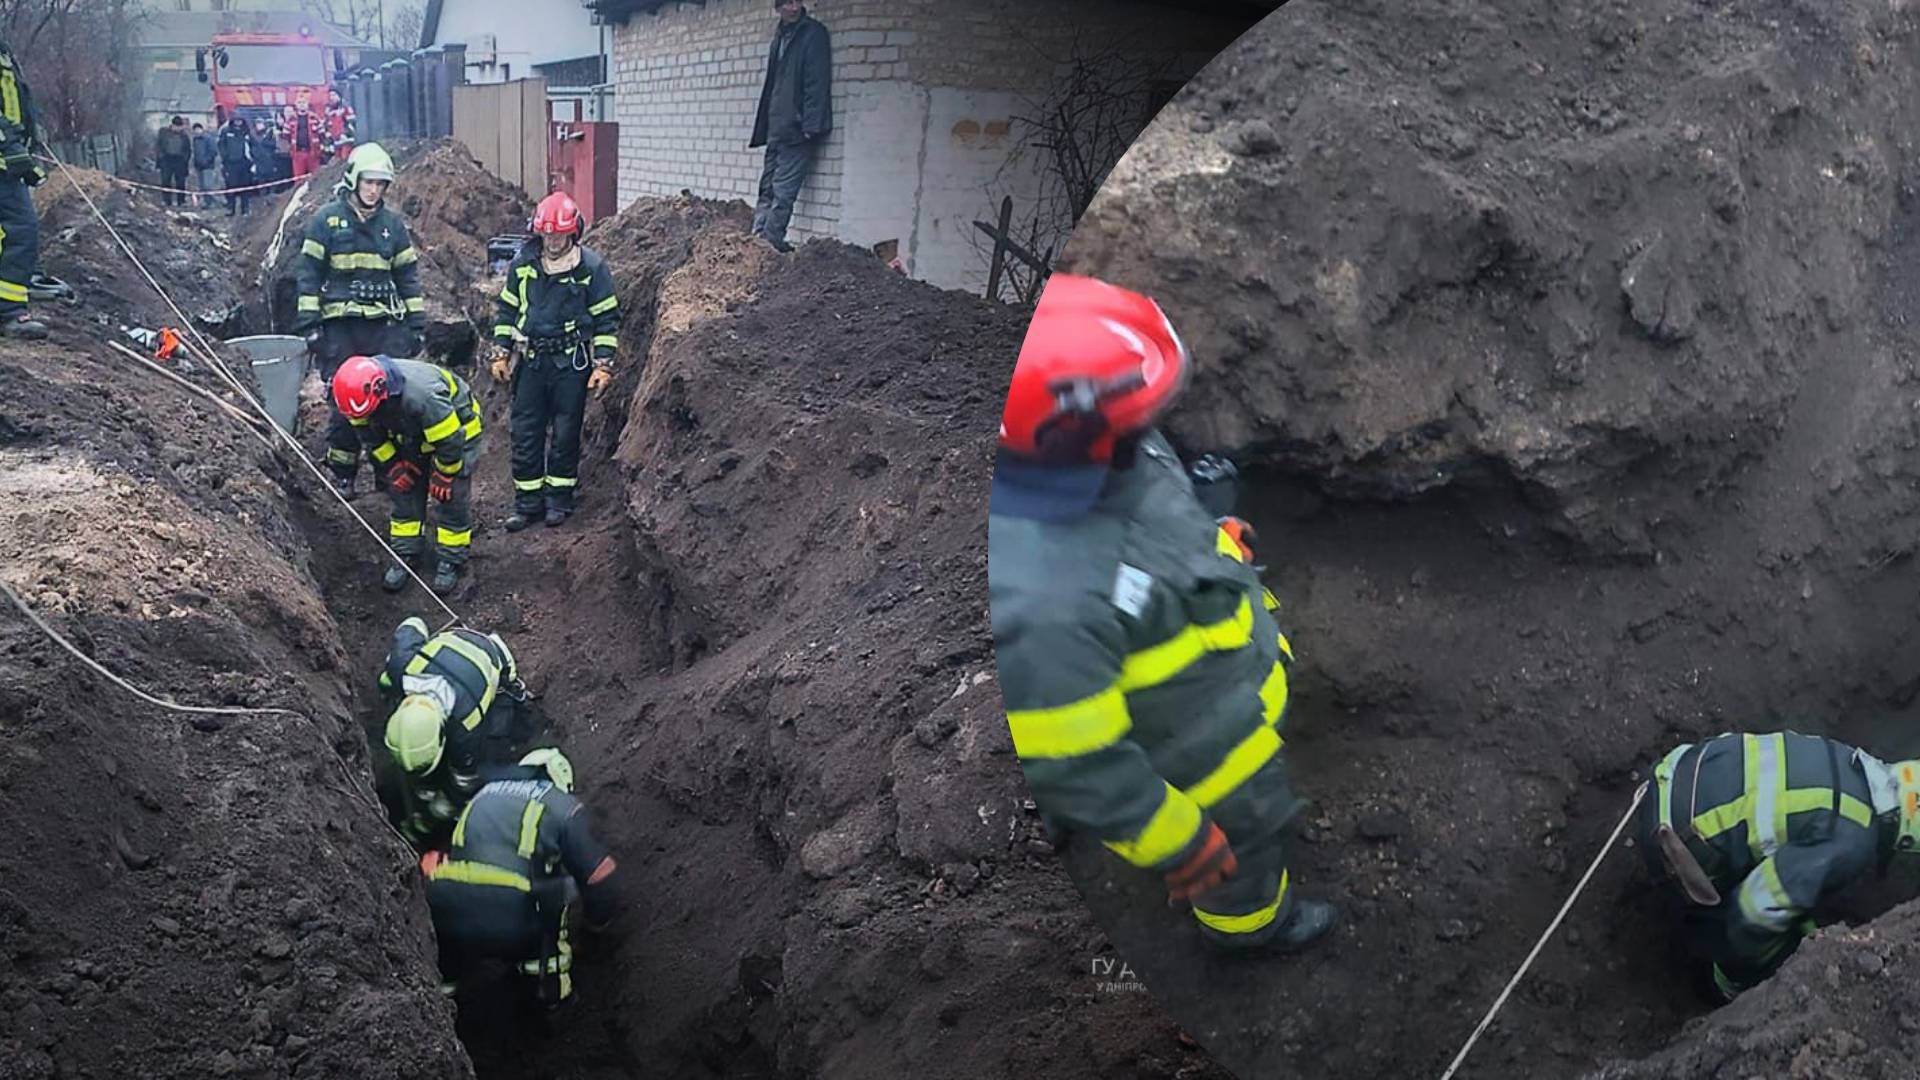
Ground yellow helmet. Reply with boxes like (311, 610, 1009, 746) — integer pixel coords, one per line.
(1894, 760, 1920, 853)
(384, 696, 447, 774)
(519, 747, 575, 793)
(345, 142, 396, 186)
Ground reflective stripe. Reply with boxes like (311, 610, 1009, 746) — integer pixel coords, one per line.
(297, 295, 321, 311)
(451, 801, 472, 848)
(1749, 734, 1783, 860)
(494, 325, 516, 338)
(1257, 659, 1289, 725)
(328, 252, 390, 271)
(405, 296, 426, 313)
(1276, 630, 1294, 662)
(423, 411, 461, 442)
(430, 859, 530, 891)
(513, 477, 545, 491)
(517, 800, 545, 858)
(591, 334, 619, 350)
(1116, 596, 1254, 692)
(300, 239, 327, 260)
(392, 246, 419, 268)
(1195, 868, 1289, 935)
(1102, 783, 1202, 868)
(1, 67, 19, 126)
(1780, 789, 1874, 828)
(406, 634, 500, 729)
(0, 280, 28, 303)
(498, 286, 522, 308)
(325, 448, 357, 466)
(391, 519, 424, 538)
(437, 526, 473, 549)
(1215, 525, 1247, 563)
(320, 300, 404, 319)
(370, 440, 397, 462)
(1185, 725, 1282, 809)
(463, 414, 483, 439)
(1007, 688, 1129, 759)
(545, 475, 578, 488)
(1654, 743, 1692, 830)
(1736, 859, 1796, 930)
(437, 458, 464, 475)
(588, 294, 619, 316)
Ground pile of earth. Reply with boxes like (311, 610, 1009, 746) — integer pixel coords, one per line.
(1057, 0, 1920, 1077)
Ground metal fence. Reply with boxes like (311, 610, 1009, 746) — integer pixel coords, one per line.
(45, 135, 125, 176)
(342, 44, 468, 143)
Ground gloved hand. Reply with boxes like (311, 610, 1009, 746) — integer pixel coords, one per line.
(386, 459, 421, 494)
(1218, 516, 1256, 563)
(303, 328, 324, 356)
(1164, 821, 1238, 905)
(428, 468, 454, 504)
(587, 366, 613, 398)
(489, 347, 513, 383)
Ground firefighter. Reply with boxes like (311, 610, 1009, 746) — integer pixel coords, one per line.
(0, 37, 47, 341)
(490, 191, 620, 530)
(293, 141, 427, 498)
(421, 748, 622, 1009)
(987, 274, 1335, 956)
(1638, 730, 1920, 1003)
(323, 89, 356, 163)
(378, 615, 534, 848)
(331, 354, 484, 593)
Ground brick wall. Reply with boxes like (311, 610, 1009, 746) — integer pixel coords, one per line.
(612, 0, 1249, 292)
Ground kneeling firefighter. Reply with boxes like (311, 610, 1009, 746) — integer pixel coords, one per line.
(490, 191, 621, 530)
(378, 615, 535, 847)
(331, 354, 485, 593)
(987, 273, 1335, 955)
(1639, 730, 1920, 1003)
(421, 748, 622, 1008)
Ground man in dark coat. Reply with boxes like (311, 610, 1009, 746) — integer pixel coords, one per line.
(748, 0, 830, 253)
(217, 117, 254, 217)
(154, 116, 192, 208)
(190, 122, 219, 209)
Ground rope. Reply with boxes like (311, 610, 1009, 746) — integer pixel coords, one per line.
(1437, 781, 1650, 1080)
(33, 152, 344, 198)
(38, 139, 463, 625)
(0, 575, 419, 858)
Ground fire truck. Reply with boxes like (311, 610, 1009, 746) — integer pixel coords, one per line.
(195, 27, 343, 175)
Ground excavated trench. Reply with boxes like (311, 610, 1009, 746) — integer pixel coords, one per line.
(1046, 0, 1920, 1076)
(2, 143, 1240, 1080)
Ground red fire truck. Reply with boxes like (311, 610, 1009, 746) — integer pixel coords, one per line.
(195, 28, 342, 175)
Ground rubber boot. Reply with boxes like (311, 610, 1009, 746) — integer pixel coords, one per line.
(380, 562, 410, 593)
(432, 561, 461, 592)
(505, 510, 538, 532)
(544, 506, 571, 528)
(2, 312, 49, 340)
(1268, 899, 1336, 953)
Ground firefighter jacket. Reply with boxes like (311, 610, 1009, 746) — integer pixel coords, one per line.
(492, 245, 621, 366)
(436, 764, 620, 927)
(379, 616, 521, 771)
(0, 42, 44, 185)
(293, 193, 426, 332)
(1646, 731, 1898, 977)
(350, 357, 483, 478)
(988, 428, 1297, 874)
(280, 107, 323, 153)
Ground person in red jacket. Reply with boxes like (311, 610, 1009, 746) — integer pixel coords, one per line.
(280, 88, 325, 180)
(324, 89, 357, 163)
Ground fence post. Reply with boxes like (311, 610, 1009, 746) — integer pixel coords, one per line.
(985, 195, 1013, 302)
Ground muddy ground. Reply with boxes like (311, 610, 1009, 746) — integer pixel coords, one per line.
(1054, 0, 1920, 1077)
(1, 143, 1230, 1078)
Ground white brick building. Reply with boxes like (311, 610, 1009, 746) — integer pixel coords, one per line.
(587, 0, 1270, 294)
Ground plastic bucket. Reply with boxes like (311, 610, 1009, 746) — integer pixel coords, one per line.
(226, 334, 308, 435)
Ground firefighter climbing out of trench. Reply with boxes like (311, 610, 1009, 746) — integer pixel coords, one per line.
(420, 748, 622, 1009)
(1639, 729, 1920, 1003)
(379, 615, 536, 848)
(332, 354, 484, 593)
(294, 142, 427, 498)
(489, 190, 621, 531)
(987, 274, 1336, 955)
(0, 36, 48, 341)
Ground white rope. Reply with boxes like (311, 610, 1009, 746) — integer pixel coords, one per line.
(0, 574, 419, 856)
(1437, 781, 1650, 1080)
(40, 140, 463, 624)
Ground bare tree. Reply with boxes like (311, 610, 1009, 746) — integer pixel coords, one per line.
(388, 1, 425, 50)
(973, 32, 1188, 304)
(301, 0, 384, 46)
(1, 0, 141, 143)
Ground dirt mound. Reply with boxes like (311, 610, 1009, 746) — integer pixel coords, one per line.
(1054, 1, 1920, 1078)
(245, 139, 533, 366)
(33, 164, 252, 335)
(0, 338, 467, 1074)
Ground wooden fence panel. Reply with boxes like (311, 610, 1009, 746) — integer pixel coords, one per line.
(452, 78, 548, 196)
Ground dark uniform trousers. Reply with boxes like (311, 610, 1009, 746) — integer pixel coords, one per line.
(510, 347, 591, 515)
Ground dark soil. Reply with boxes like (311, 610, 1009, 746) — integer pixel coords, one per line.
(1056, 0, 1920, 1077)
(3, 144, 1235, 1079)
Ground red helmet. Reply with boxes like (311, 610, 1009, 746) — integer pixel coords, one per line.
(532, 192, 584, 237)
(332, 355, 392, 419)
(998, 274, 1189, 464)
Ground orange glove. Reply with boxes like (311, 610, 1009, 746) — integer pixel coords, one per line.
(419, 850, 446, 878)
(587, 367, 613, 397)
(428, 469, 455, 504)
(1219, 516, 1256, 563)
(1165, 821, 1238, 905)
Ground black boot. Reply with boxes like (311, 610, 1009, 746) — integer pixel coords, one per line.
(380, 562, 410, 593)
(2, 312, 49, 340)
(432, 561, 461, 592)
(1268, 899, 1336, 953)
(544, 506, 571, 528)
(505, 509, 539, 532)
